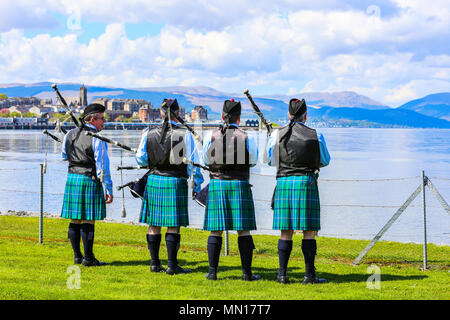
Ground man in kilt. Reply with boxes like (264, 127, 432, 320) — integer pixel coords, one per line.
(136, 98, 203, 275)
(61, 103, 113, 267)
(202, 99, 260, 281)
(265, 98, 330, 284)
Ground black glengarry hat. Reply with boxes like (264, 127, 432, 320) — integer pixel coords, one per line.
(161, 98, 179, 113)
(289, 98, 307, 118)
(83, 103, 106, 118)
(222, 99, 241, 118)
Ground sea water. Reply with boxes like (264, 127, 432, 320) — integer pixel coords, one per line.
(0, 128, 449, 245)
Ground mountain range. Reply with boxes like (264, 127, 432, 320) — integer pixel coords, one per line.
(0, 82, 449, 128)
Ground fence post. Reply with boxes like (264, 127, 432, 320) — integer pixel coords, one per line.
(39, 163, 44, 244)
(224, 231, 229, 256)
(421, 171, 428, 270)
(120, 150, 126, 218)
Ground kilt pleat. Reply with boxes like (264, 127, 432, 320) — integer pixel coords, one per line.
(139, 175, 189, 227)
(203, 179, 256, 231)
(273, 175, 321, 231)
(61, 173, 106, 221)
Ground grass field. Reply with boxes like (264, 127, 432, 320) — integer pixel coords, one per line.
(0, 215, 448, 300)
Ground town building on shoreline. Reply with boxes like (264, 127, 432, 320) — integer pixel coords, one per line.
(191, 105, 208, 121)
(1, 85, 210, 124)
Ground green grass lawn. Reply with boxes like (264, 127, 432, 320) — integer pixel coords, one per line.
(0, 215, 448, 300)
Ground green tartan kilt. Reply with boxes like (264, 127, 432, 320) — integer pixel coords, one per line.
(273, 175, 321, 231)
(61, 173, 106, 221)
(139, 175, 189, 227)
(203, 179, 256, 231)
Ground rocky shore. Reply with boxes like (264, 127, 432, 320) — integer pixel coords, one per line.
(0, 210, 59, 218)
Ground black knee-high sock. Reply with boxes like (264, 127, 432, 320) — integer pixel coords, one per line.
(68, 223, 82, 259)
(146, 234, 162, 266)
(301, 239, 317, 278)
(238, 235, 255, 275)
(165, 233, 180, 269)
(207, 236, 222, 274)
(81, 223, 95, 261)
(278, 239, 293, 277)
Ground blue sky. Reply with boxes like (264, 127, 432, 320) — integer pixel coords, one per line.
(22, 13, 166, 43)
(0, 0, 449, 106)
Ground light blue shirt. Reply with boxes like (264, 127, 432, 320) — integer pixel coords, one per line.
(265, 122, 330, 168)
(135, 121, 204, 193)
(202, 123, 258, 167)
(61, 124, 113, 195)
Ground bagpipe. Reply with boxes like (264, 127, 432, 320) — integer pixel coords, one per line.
(84, 131, 137, 153)
(116, 157, 212, 207)
(51, 84, 137, 154)
(42, 129, 62, 143)
(116, 170, 150, 200)
(116, 101, 209, 205)
(113, 100, 206, 202)
(244, 89, 273, 135)
(116, 90, 273, 207)
(41, 84, 74, 145)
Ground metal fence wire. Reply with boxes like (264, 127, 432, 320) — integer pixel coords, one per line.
(0, 165, 449, 266)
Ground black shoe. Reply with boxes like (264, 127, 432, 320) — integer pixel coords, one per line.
(205, 272, 217, 280)
(242, 274, 261, 281)
(276, 275, 289, 284)
(302, 276, 327, 285)
(74, 257, 83, 264)
(151, 265, 165, 273)
(81, 257, 107, 267)
(166, 266, 192, 275)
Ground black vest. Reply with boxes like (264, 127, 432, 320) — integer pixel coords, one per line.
(207, 126, 250, 180)
(276, 122, 320, 178)
(146, 124, 188, 178)
(65, 126, 97, 179)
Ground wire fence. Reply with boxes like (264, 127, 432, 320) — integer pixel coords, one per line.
(1, 165, 449, 266)
(1, 167, 449, 209)
(0, 186, 447, 210)
(0, 167, 448, 205)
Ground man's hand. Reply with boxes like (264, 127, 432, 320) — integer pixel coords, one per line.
(105, 194, 113, 204)
(192, 191, 197, 200)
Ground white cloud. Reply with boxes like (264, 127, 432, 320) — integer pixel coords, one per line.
(0, 1, 449, 106)
(0, 0, 59, 32)
(384, 79, 450, 106)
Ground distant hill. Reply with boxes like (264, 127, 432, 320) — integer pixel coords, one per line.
(1, 82, 450, 128)
(308, 107, 450, 128)
(397, 93, 450, 121)
(264, 91, 388, 110)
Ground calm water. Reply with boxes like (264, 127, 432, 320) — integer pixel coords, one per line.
(0, 128, 449, 245)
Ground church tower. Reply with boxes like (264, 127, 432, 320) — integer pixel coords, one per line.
(79, 84, 87, 107)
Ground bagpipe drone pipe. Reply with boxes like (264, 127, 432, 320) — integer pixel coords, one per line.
(117, 92, 271, 207)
